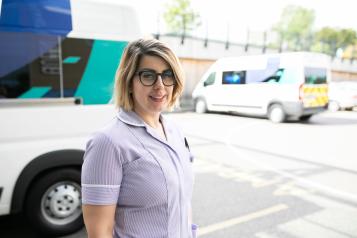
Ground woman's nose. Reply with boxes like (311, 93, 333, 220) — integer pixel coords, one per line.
(153, 75, 165, 88)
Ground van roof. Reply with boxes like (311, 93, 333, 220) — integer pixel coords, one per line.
(212, 52, 331, 70)
(216, 52, 330, 62)
(0, 0, 142, 41)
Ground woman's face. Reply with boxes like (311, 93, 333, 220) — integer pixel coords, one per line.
(132, 55, 174, 119)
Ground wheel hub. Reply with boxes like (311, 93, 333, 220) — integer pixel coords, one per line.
(41, 182, 82, 225)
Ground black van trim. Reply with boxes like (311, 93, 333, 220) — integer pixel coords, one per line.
(10, 150, 84, 214)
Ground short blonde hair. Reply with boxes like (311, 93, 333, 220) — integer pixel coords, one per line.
(114, 38, 184, 111)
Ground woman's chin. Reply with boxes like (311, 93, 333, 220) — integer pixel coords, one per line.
(150, 103, 168, 113)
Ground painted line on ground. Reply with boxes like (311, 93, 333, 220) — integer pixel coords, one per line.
(198, 204, 289, 237)
(225, 122, 357, 204)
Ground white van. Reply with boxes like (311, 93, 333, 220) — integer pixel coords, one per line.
(192, 52, 330, 122)
(0, 0, 140, 236)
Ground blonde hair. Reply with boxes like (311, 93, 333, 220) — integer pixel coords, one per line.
(114, 38, 184, 111)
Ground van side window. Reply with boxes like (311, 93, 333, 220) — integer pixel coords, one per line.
(279, 68, 299, 84)
(246, 69, 284, 84)
(245, 57, 283, 84)
(222, 71, 245, 84)
(203, 72, 216, 86)
(262, 69, 285, 83)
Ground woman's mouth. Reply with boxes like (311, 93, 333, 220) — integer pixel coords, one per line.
(149, 95, 166, 102)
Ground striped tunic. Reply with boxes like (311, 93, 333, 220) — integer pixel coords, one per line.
(81, 109, 195, 238)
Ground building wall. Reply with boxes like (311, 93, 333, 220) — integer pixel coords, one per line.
(332, 71, 357, 81)
(179, 58, 214, 98)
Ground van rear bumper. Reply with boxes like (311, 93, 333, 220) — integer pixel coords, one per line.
(283, 102, 327, 117)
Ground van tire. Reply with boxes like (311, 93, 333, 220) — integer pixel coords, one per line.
(195, 99, 207, 113)
(25, 168, 83, 236)
(268, 104, 286, 123)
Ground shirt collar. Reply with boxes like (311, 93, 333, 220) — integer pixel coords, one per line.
(116, 108, 146, 127)
(116, 108, 168, 129)
(117, 108, 179, 153)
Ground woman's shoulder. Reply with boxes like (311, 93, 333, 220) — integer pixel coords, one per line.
(88, 117, 131, 146)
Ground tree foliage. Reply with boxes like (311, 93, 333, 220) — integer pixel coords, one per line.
(313, 27, 357, 56)
(163, 0, 200, 36)
(272, 4, 357, 57)
(273, 5, 315, 50)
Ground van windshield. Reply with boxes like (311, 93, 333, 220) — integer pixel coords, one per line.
(304, 67, 327, 84)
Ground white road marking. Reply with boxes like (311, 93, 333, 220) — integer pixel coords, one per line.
(224, 122, 357, 204)
(198, 204, 289, 236)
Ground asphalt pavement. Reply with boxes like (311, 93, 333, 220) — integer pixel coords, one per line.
(1, 110, 357, 238)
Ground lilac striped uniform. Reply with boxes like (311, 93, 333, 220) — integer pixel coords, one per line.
(81, 109, 195, 238)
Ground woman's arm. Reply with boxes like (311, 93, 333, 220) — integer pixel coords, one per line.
(82, 204, 117, 238)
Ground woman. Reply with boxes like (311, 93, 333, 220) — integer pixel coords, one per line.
(81, 38, 196, 238)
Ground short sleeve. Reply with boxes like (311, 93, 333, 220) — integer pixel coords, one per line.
(81, 133, 122, 205)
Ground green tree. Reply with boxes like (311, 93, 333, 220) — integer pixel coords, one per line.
(337, 29, 357, 49)
(273, 5, 315, 51)
(163, 0, 200, 42)
(313, 27, 357, 57)
(313, 27, 338, 56)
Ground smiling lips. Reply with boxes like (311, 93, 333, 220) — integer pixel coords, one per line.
(149, 95, 166, 102)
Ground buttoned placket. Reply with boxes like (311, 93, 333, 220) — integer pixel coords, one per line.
(144, 120, 187, 238)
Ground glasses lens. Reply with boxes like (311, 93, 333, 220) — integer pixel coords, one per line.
(140, 71, 156, 86)
(138, 69, 176, 86)
(162, 70, 175, 86)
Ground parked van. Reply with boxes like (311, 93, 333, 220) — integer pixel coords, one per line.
(0, 0, 140, 236)
(192, 52, 330, 122)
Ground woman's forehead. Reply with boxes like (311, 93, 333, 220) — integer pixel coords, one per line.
(138, 55, 170, 70)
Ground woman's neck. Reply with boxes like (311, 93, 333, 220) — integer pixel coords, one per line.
(134, 109, 166, 140)
(134, 109, 161, 129)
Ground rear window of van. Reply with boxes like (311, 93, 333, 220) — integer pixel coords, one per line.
(305, 67, 327, 84)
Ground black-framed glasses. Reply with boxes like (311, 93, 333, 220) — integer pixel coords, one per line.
(136, 69, 176, 86)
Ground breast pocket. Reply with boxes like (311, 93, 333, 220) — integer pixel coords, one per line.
(119, 154, 168, 208)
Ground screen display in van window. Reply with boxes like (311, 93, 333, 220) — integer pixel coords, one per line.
(304, 67, 327, 84)
(222, 71, 245, 84)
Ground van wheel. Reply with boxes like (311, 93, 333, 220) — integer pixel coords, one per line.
(25, 168, 83, 236)
(268, 104, 286, 123)
(195, 99, 207, 113)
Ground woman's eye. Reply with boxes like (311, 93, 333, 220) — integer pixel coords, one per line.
(163, 71, 174, 78)
(142, 72, 154, 79)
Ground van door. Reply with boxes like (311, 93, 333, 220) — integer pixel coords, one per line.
(300, 67, 328, 108)
(237, 57, 282, 114)
(210, 70, 245, 112)
(196, 71, 218, 111)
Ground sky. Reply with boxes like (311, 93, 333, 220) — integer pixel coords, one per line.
(129, 0, 357, 43)
(1, 0, 355, 43)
